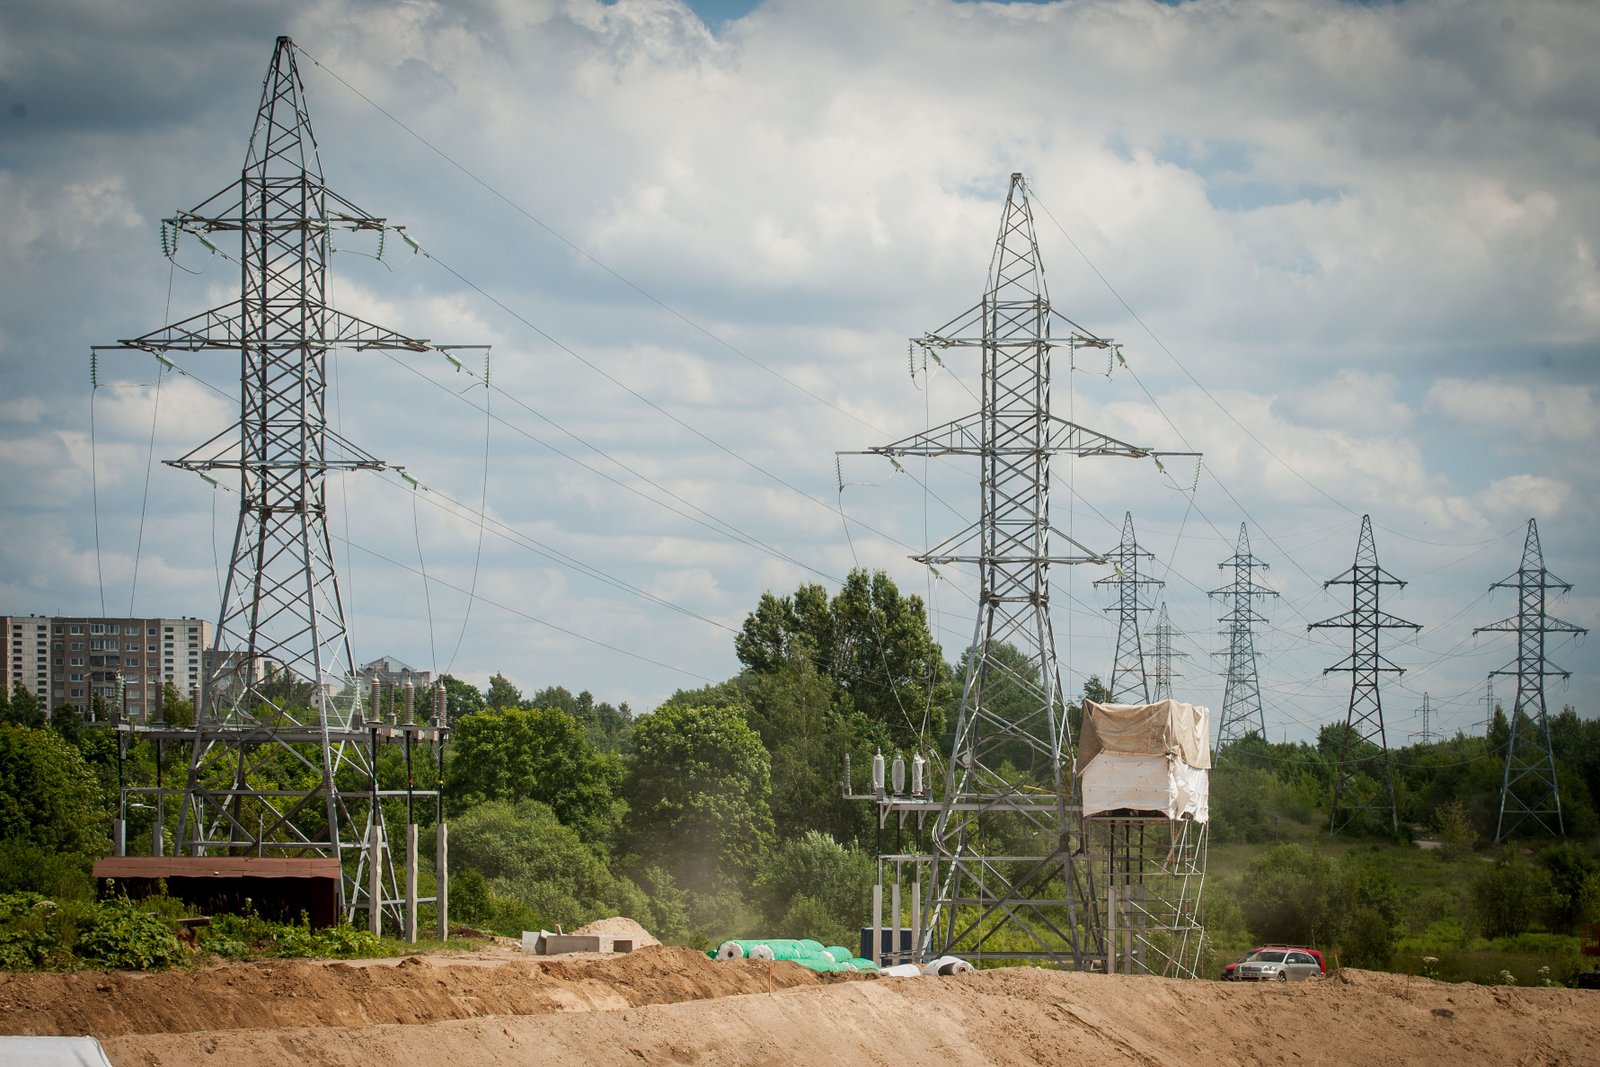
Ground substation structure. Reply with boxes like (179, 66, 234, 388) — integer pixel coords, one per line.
(92, 37, 468, 937)
(843, 173, 1206, 974)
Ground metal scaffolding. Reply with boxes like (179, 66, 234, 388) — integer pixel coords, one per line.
(1475, 519, 1587, 841)
(1088, 815, 1208, 978)
(96, 37, 462, 933)
(1308, 515, 1419, 836)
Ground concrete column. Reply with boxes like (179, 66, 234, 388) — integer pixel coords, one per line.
(435, 823, 449, 941)
(368, 822, 383, 938)
(406, 824, 419, 944)
(890, 879, 902, 965)
(871, 883, 883, 967)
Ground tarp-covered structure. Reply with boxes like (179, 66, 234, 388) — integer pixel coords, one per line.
(1080, 700, 1211, 821)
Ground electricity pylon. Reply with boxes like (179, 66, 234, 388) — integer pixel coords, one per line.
(1148, 602, 1187, 702)
(98, 38, 457, 927)
(1094, 512, 1162, 704)
(1475, 519, 1587, 841)
(1308, 515, 1419, 836)
(852, 173, 1181, 969)
(1210, 524, 1278, 750)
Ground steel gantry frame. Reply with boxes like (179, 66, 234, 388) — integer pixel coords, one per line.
(1210, 524, 1278, 751)
(1094, 512, 1162, 705)
(1475, 519, 1587, 841)
(96, 38, 463, 932)
(847, 173, 1190, 970)
(1308, 515, 1419, 836)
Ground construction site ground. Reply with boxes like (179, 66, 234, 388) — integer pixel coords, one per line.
(4, 930, 1597, 1066)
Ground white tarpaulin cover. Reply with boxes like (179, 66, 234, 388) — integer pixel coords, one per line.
(1081, 751, 1210, 821)
(1079, 699, 1212, 769)
(0, 1037, 115, 1066)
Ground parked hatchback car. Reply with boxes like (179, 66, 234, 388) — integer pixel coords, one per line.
(1231, 947, 1323, 982)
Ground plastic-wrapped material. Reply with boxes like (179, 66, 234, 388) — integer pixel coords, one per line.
(921, 955, 975, 976)
(847, 957, 880, 972)
(1081, 751, 1210, 821)
(880, 963, 925, 977)
(746, 943, 776, 960)
(1080, 700, 1211, 768)
(714, 940, 746, 960)
(823, 945, 854, 965)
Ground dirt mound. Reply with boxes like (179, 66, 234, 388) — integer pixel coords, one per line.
(0, 945, 825, 1039)
(5, 954, 1597, 1066)
(571, 915, 660, 948)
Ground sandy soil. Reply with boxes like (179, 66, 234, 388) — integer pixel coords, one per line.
(4, 936, 1597, 1066)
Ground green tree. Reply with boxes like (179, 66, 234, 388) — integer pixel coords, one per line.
(0, 725, 109, 857)
(1472, 850, 1551, 939)
(1338, 855, 1402, 968)
(444, 799, 650, 934)
(1, 688, 44, 728)
(1237, 843, 1342, 947)
(736, 570, 950, 748)
(439, 674, 487, 721)
(1535, 842, 1599, 932)
(159, 682, 194, 728)
(623, 702, 774, 894)
(447, 707, 623, 843)
(751, 830, 874, 946)
(484, 673, 523, 711)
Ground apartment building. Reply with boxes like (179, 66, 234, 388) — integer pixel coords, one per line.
(2, 614, 211, 721)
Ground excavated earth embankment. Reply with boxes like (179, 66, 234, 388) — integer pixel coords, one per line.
(3, 942, 1597, 1066)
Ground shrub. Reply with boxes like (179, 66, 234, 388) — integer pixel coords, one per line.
(76, 899, 185, 970)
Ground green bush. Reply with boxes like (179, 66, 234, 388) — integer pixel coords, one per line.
(76, 899, 185, 970)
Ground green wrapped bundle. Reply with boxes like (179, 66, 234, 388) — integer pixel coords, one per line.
(823, 946, 854, 964)
(847, 957, 879, 972)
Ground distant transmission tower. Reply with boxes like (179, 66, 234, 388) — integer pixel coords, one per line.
(1094, 512, 1162, 703)
(1417, 692, 1433, 745)
(99, 38, 459, 931)
(1308, 515, 1419, 836)
(1210, 524, 1278, 750)
(1148, 603, 1187, 702)
(1474, 519, 1587, 841)
(848, 173, 1183, 970)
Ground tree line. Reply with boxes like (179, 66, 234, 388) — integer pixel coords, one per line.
(2, 566, 1596, 976)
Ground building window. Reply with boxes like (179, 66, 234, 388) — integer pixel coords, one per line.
(147, 627, 157, 636)
(71, 642, 83, 651)
(69, 626, 82, 634)
(69, 657, 83, 666)
(53, 626, 63, 635)
(69, 673, 83, 682)
(69, 688, 83, 697)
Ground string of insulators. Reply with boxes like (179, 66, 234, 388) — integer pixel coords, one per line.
(159, 221, 176, 258)
(835, 456, 844, 492)
(89, 351, 98, 387)
(482, 350, 491, 386)
(376, 227, 386, 261)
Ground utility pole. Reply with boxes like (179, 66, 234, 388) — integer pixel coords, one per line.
(848, 173, 1187, 970)
(1308, 515, 1419, 836)
(1094, 512, 1162, 704)
(1148, 603, 1187, 702)
(1211, 524, 1278, 751)
(1474, 519, 1587, 841)
(98, 38, 457, 927)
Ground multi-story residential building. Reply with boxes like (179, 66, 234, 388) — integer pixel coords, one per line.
(2, 614, 211, 721)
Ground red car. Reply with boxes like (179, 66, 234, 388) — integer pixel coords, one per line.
(1221, 945, 1325, 981)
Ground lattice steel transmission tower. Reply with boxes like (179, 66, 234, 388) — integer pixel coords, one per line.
(1148, 603, 1187, 702)
(851, 173, 1178, 970)
(1308, 515, 1419, 836)
(98, 38, 457, 930)
(1474, 519, 1587, 841)
(1094, 512, 1162, 704)
(1211, 524, 1278, 750)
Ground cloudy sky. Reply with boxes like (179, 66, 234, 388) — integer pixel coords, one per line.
(2, 0, 1595, 748)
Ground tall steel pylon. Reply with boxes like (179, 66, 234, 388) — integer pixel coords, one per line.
(1308, 515, 1419, 836)
(1148, 602, 1187, 702)
(1094, 512, 1162, 704)
(1474, 519, 1587, 841)
(857, 173, 1173, 969)
(98, 38, 455, 928)
(1210, 524, 1278, 750)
